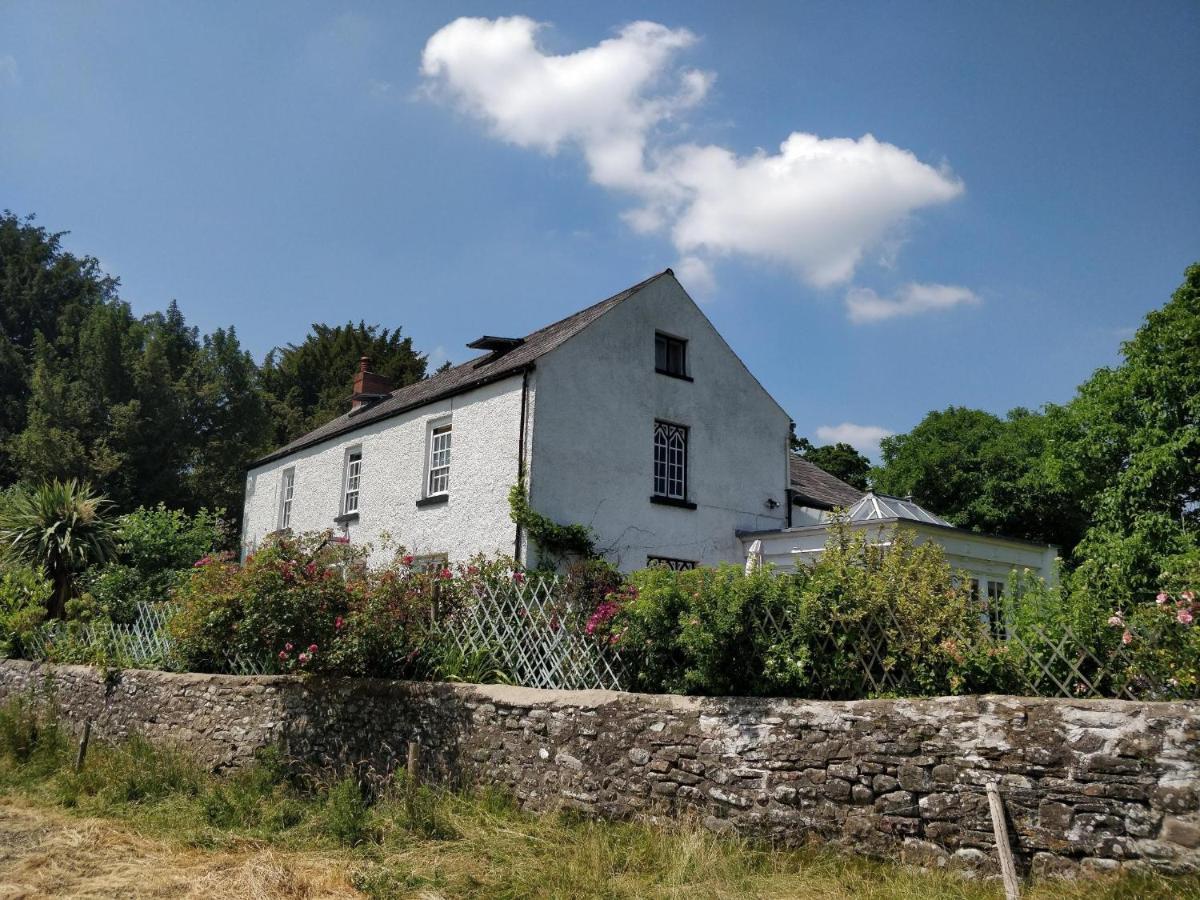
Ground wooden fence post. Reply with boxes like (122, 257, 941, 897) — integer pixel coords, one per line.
(407, 740, 420, 788)
(74, 719, 92, 773)
(986, 782, 1021, 900)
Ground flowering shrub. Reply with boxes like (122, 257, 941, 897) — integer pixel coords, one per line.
(170, 532, 440, 677)
(1106, 589, 1199, 699)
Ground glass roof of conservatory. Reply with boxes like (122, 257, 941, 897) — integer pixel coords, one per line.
(840, 492, 952, 527)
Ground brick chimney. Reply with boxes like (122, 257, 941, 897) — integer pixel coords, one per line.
(351, 357, 393, 411)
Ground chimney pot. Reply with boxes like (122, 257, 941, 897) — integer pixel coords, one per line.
(359, 356, 370, 374)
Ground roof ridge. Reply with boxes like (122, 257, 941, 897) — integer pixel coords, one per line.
(251, 269, 674, 467)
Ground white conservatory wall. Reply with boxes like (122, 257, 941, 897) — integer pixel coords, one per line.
(742, 520, 1059, 586)
(242, 374, 527, 565)
(529, 274, 791, 570)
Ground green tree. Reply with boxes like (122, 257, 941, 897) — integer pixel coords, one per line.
(1060, 263, 1200, 601)
(802, 442, 871, 491)
(0, 479, 118, 618)
(0, 212, 115, 483)
(261, 322, 427, 445)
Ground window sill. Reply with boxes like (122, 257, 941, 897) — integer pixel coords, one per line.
(333, 512, 359, 524)
(415, 494, 449, 508)
(650, 495, 697, 510)
(655, 368, 693, 382)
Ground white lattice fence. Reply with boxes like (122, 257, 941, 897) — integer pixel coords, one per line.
(436, 577, 625, 691)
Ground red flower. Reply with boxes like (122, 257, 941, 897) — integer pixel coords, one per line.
(305, 562, 317, 577)
(308, 643, 318, 653)
(330, 535, 350, 545)
(438, 567, 452, 580)
(334, 616, 344, 630)
(513, 572, 526, 584)
(402, 555, 415, 566)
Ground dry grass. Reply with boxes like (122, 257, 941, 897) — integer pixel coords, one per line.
(0, 800, 356, 899)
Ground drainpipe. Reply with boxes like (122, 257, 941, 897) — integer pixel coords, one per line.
(513, 367, 530, 562)
(785, 487, 794, 528)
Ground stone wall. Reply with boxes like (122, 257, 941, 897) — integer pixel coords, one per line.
(1, 659, 1197, 877)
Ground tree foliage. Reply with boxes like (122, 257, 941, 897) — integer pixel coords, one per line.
(790, 435, 872, 491)
(260, 322, 426, 446)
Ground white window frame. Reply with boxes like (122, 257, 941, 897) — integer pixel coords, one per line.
(653, 420, 688, 500)
(278, 468, 295, 529)
(342, 447, 362, 515)
(426, 420, 452, 497)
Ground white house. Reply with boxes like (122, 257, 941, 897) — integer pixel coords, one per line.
(741, 456, 1060, 595)
(243, 268, 1059, 583)
(242, 271, 793, 571)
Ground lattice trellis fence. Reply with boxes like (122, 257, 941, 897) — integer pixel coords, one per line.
(435, 576, 625, 691)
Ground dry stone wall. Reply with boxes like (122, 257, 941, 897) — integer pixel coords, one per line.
(1, 659, 1196, 877)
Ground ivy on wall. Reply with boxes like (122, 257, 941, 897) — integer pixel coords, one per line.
(508, 483, 595, 563)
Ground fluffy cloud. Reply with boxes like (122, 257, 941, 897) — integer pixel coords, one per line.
(421, 17, 964, 292)
(844, 282, 980, 324)
(815, 423, 894, 459)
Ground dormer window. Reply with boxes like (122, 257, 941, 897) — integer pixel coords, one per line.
(655, 332, 688, 379)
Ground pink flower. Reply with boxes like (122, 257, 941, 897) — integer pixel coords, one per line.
(278, 650, 288, 661)
(1178, 609, 1194, 626)
(1182, 590, 1196, 603)
(298, 653, 310, 665)
(285, 642, 294, 652)
(438, 567, 452, 580)
(330, 535, 350, 544)
(193, 556, 212, 568)
(1122, 630, 1133, 645)
(334, 616, 344, 630)
(305, 562, 317, 577)
(1156, 592, 1170, 605)
(513, 572, 525, 584)
(1107, 615, 1123, 627)
(308, 644, 318, 653)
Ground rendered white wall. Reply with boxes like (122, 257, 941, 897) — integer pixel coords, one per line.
(242, 374, 526, 565)
(528, 275, 791, 570)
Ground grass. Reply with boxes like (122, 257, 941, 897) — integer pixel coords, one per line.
(0, 694, 1196, 899)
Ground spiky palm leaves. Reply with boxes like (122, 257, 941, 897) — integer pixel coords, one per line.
(0, 480, 117, 618)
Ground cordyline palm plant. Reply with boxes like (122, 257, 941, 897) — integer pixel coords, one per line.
(0, 480, 118, 618)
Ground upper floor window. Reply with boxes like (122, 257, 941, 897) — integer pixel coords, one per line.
(653, 421, 688, 500)
(279, 468, 295, 529)
(655, 332, 688, 378)
(343, 449, 362, 515)
(427, 423, 452, 496)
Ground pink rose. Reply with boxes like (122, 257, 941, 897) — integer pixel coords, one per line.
(513, 572, 525, 584)
(1156, 592, 1170, 605)
(308, 644, 318, 653)
(1182, 590, 1196, 603)
(334, 616, 344, 630)
(278, 650, 288, 660)
(193, 556, 211, 568)
(285, 642, 294, 651)
(1107, 615, 1123, 627)
(1178, 609, 1194, 626)
(1122, 630, 1133, 645)
(439, 567, 452, 580)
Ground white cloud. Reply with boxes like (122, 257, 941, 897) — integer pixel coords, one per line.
(844, 282, 980, 324)
(815, 422, 894, 459)
(0, 55, 20, 87)
(420, 18, 964, 291)
(673, 255, 716, 300)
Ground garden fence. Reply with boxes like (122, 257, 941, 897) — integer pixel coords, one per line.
(18, 584, 1193, 700)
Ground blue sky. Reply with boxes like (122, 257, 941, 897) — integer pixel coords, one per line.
(2, 2, 1197, 459)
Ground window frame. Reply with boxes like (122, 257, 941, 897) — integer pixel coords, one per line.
(652, 420, 690, 504)
(278, 467, 295, 530)
(341, 447, 363, 517)
(654, 331, 691, 380)
(425, 420, 452, 499)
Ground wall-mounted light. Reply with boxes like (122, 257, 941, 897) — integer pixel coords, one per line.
(765, 497, 780, 510)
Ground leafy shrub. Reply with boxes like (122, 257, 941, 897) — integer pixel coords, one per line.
(82, 504, 226, 622)
(1107, 589, 1199, 699)
(613, 523, 1011, 698)
(0, 563, 50, 656)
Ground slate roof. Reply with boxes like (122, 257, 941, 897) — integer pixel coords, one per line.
(788, 456, 864, 509)
(253, 270, 673, 467)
